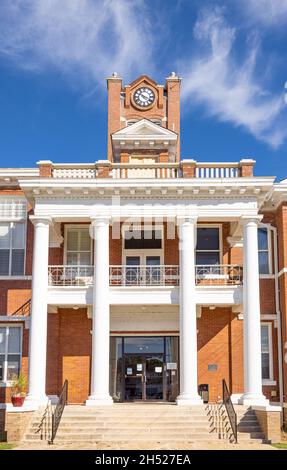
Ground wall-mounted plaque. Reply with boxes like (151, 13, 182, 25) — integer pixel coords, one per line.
(208, 364, 218, 371)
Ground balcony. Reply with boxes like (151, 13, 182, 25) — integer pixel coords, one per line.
(109, 265, 179, 286)
(39, 159, 253, 180)
(48, 264, 242, 287)
(195, 265, 243, 286)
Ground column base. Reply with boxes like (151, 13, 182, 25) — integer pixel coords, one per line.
(24, 394, 49, 409)
(86, 394, 113, 406)
(230, 394, 242, 405)
(239, 393, 269, 406)
(176, 394, 203, 406)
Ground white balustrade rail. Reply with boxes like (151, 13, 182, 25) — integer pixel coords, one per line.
(109, 265, 180, 286)
(53, 167, 97, 179)
(195, 164, 239, 178)
(195, 265, 243, 285)
(48, 265, 94, 286)
(111, 164, 180, 179)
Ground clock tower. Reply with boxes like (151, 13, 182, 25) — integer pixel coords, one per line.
(106, 73, 181, 163)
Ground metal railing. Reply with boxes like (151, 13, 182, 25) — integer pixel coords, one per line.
(48, 265, 93, 286)
(109, 265, 179, 286)
(49, 380, 68, 445)
(222, 379, 237, 443)
(195, 265, 243, 285)
(48, 264, 243, 287)
(11, 299, 31, 316)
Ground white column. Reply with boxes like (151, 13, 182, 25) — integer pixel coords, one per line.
(25, 216, 51, 407)
(176, 217, 203, 405)
(239, 217, 269, 406)
(86, 217, 113, 405)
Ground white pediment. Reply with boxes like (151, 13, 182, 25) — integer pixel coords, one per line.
(112, 119, 177, 140)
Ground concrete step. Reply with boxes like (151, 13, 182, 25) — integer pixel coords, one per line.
(55, 426, 212, 433)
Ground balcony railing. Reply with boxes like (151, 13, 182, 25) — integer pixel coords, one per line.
(109, 265, 180, 286)
(48, 264, 243, 287)
(45, 160, 249, 180)
(195, 265, 243, 286)
(48, 265, 94, 286)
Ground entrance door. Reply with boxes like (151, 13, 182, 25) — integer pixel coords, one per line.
(124, 354, 164, 401)
(145, 355, 164, 400)
(124, 354, 144, 400)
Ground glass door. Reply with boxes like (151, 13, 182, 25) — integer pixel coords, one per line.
(124, 354, 144, 400)
(145, 256, 161, 285)
(145, 355, 164, 400)
(125, 256, 140, 285)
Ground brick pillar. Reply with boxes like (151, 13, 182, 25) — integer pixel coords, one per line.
(120, 152, 130, 164)
(106, 74, 122, 162)
(181, 159, 196, 178)
(239, 159, 255, 177)
(159, 152, 169, 163)
(166, 73, 181, 161)
(37, 160, 53, 177)
(97, 161, 111, 178)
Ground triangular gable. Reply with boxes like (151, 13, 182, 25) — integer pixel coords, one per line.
(128, 75, 158, 89)
(112, 119, 177, 139)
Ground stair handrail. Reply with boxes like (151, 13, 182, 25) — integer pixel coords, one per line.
(48, 380, 68, 444)
(222, 379, 237, 443)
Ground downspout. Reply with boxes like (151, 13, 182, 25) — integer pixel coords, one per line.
(270, 225, 284, 405)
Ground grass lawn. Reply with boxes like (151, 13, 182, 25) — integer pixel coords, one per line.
(272, 442, 287, 450)
(0, 443, 16, 450)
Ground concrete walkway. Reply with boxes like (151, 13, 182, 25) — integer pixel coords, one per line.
(14, 440, 276, 450)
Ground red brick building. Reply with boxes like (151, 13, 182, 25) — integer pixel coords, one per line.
(0, 74, 286, 432)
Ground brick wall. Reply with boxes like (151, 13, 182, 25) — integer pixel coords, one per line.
(198, 307, 243, 402)
(46, 308, 93, 403)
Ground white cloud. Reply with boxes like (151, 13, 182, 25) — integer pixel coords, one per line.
(241, 0, 287, 26)
(0, 0, 154, 88)
(180, 7, 286, 148)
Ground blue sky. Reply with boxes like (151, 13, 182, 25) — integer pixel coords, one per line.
(0, 0, 286, 179)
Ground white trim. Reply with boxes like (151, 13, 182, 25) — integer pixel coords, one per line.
(0, 276, 32, 280)
(261, 322, 274, 382)
(262, 380, 277, 386)
(0, 316, 30, 329)
(0, 324, 23, 385)
(278, 267, 287, 277)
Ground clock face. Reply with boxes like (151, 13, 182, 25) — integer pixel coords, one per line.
(133, 87, 155, 108)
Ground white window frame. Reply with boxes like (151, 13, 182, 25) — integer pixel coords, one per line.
(261, 322, 275, 384)
(258, 224, 273, 277)
(196, 224, 223, 265)
(64, 225, 93, 266)
(0, 324, 23, 386)
(122, 224, 164, 266)
(0, 221, 27, 277)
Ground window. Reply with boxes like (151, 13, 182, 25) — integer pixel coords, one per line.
(258, 227, 270, 274)
(196, 227, 220, 265)
(65, 227, 92, 265)
(261, 324, 272, 380)
(0, 222, 26, 276)
(0, 326, 22, 383)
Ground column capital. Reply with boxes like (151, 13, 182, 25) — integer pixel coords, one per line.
(90, 216, 111, 227)
(176, 215, 198, 226)
(29, 216, 52, 227)
(240, 215, 263, 226)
